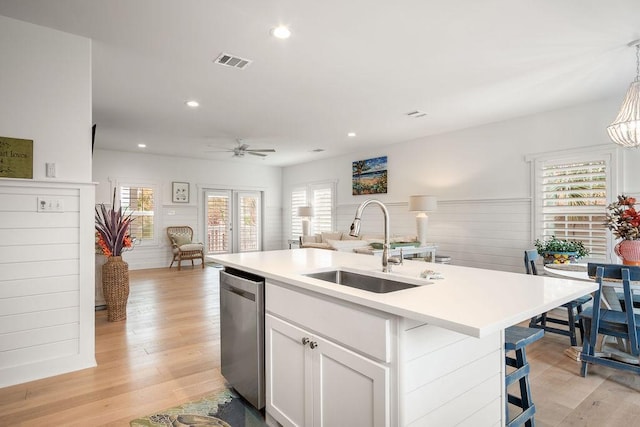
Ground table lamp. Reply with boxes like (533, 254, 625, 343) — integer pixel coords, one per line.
(297, 206, 314, 236)
(408, 195, 437, 246)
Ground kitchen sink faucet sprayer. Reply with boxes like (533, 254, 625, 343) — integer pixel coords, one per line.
(350, 199, 402, 273)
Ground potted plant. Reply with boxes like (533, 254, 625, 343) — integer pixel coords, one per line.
(534, 235, 589, 264)
(606, 194, 640, 265)
(95, 188, 135, 321)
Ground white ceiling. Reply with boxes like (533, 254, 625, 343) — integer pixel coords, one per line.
(1, 0, 639, 166)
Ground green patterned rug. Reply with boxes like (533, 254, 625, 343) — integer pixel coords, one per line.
(130, 388, 267, 427)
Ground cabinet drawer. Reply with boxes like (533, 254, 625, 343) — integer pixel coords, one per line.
(266, 281, 393, 362)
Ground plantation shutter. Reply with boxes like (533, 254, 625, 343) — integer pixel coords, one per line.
(119, 185, 155, 242)
(310, 184, 334, 233)
(540, 159, 607, 258)
(291, 187, 307, 237)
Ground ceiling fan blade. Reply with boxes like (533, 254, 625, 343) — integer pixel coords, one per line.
(246, 149, 276, 153)
(238, 143, 249, 151)
(247, 151, 267, 157)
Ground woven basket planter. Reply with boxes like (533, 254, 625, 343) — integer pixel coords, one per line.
(102, 256, 129, 321)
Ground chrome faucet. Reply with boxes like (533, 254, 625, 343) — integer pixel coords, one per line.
(350, 199, 402, 272)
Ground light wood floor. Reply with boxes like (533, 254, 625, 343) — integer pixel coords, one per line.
(1, 265, 639, 426)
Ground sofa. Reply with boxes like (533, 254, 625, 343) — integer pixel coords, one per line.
(299, 231, 418, 252)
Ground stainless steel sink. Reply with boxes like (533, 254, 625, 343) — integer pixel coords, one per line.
(303, 269, 417, 293)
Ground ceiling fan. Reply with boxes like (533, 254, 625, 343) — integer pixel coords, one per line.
(207, 139, 276, 158)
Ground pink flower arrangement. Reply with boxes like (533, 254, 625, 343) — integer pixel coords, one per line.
(605, 195, 640, 240)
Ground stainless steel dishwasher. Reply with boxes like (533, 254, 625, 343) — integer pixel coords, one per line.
(219, 267, 265, 410)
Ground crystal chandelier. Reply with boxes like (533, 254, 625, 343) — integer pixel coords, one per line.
(607, 40, 640, 148)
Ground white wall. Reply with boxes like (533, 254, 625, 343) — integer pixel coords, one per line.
(92, 149, 283, 269)
(283, 98, 640, 272)
(0, 16, 95, 387)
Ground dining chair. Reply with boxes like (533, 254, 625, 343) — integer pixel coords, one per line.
(525, 250, 592, 346)
(504, 325, 544, 427)
(579, 263, 640, 377)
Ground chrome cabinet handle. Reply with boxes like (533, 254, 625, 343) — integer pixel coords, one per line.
(309, 341, 318, 349)
(301, 337, 310, 345)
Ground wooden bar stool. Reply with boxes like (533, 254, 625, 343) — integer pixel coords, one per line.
(505, 325, 544, 427)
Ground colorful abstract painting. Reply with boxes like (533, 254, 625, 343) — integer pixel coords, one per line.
(352, 156, 387, 195)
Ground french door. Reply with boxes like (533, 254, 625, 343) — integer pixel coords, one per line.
(204, 189, 262, 254)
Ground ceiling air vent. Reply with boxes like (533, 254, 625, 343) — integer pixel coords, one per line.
(214, 52, 252, 70)
(406, 110, 427, 118)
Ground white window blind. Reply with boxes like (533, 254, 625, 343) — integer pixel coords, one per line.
(119, 185, 156, 243)
(311, 185, 333, 233)
(291, 188, 307, 237)
(540, 159, 607, 258)
(290, 182, 336, 237)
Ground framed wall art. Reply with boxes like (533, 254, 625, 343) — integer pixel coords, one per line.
(352, 156, 387, 195)
(172, 182, 190, 203)
(0, 136, 33, 179)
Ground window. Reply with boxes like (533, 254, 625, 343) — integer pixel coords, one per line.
(530, 147, 620, 261)
(119, 184, 156, 244)
(290, 182, 336, 237)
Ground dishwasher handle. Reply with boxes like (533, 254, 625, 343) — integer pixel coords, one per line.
(224, 283, 256, 302)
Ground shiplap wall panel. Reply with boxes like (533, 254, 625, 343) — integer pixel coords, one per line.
(0, 323, 78, 352)
(0, 181, 95, 387)
(0, 244, 80, 263)
(3, 260, 79, 281)
(337, 198, 531, 273)
(2, 275, 78, 298)
(0, 291, 78, 316)
(0, 227, 79, 245)
(0, 340, 79, 369)
(2, 212, 80, 228)
(0, 307, 78, 334)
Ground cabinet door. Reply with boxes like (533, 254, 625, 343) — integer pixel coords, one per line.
(266, 315, 312, 427)
(312, 335, 390, 427)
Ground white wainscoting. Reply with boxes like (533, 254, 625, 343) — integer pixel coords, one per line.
(337, 198, 532, 273)
(0, 180, 96, 387)
(122, 204, 283, 271)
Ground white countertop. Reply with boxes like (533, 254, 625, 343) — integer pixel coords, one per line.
(210, 249, 598, 338)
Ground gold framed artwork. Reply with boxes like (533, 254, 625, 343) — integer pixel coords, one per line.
(0, 136, 33, 179)
(172, 182, 189, 203)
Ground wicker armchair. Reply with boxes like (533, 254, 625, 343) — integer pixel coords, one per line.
(167, 226, 205, 270)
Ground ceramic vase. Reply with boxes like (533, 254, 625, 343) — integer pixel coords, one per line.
(614, 240, 640, 266)
(102, 255, 129, 321)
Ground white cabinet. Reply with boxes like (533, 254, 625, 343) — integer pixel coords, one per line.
(266, 314, 389, 427)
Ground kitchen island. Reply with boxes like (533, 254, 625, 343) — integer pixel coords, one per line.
(211, 249, 597, 427)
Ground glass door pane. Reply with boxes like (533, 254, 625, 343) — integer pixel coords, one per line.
(206, 190, 232, 254)
(237, 191, 261, 252)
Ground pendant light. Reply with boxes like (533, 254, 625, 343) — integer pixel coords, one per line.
(607, 39, 640, 148)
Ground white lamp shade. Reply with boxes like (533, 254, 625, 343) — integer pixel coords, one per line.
(297, 206, 313, 217)
(409, 195, 437, 212)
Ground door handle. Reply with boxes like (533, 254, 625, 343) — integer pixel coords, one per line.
(301, 337, 310, 346)
(309, 341, 318, 349)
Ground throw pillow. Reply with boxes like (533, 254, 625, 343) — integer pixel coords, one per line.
(171, 233, 192, 246)
(321, 231, 343, 243)
(326, 239, 371, 252)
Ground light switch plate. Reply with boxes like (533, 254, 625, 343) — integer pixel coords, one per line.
(46, 163, 56, 178)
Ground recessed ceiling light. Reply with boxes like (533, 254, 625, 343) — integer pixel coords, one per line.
(138, 144, 146, 148)
(347, 132, 357, 137)
(185, 100, 200, 108)
(272, 25, 291, 39)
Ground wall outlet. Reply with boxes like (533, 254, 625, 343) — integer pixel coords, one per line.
(37, 197, 64, 212)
